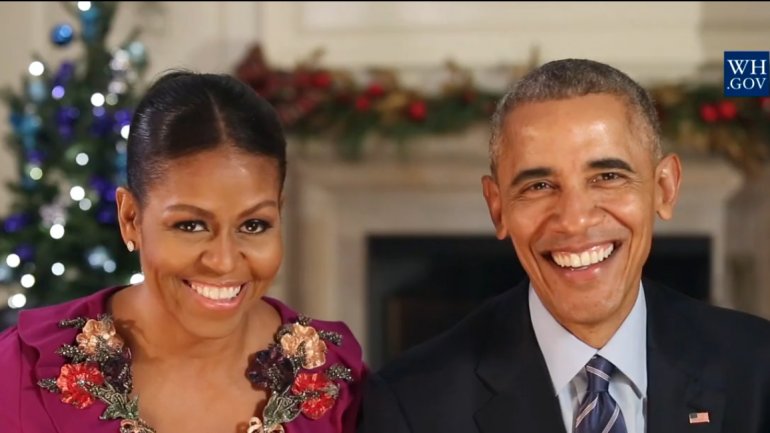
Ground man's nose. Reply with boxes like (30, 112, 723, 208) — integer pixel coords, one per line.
(552, 186, 603, 235)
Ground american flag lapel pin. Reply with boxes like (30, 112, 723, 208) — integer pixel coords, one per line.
(689, 411, 710, 424)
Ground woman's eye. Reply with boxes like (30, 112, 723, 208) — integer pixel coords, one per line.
(242, 219, 270, 234)
(176, 221, 206, 232)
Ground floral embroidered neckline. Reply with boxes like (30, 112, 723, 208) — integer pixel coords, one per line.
(38, 313, 353, 433)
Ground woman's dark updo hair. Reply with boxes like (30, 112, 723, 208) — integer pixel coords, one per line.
(126, 70, 287, 204)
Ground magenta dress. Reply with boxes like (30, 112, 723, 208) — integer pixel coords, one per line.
(0, 286, 367, 433)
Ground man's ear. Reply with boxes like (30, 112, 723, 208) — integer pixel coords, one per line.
(116, 187, 142, 250)
(654, 153, 682, 221)
(482, 175, 508, 240)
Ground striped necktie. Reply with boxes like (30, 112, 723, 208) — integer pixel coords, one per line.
(573, 355, 628, 433)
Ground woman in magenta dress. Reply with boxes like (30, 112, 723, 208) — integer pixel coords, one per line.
(0, 71, 366, 433)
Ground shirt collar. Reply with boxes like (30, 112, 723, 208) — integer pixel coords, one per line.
(529, 282, 647, 398)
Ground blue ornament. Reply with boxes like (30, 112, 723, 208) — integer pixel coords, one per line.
(27, 79, 48, 103)
(90, 107, 114, 138)
(56, 106, 79, 141)
(3, 213, 30, 233)
(54, 61, 75, 86)
(96, 205, 117, 225)
(114, 152, 127, 170)
(102, 184, 117, 203)
(51, 24, 74, 46)
(90, 175, 109, 192)
(79, 6, 101, 42)
(113, 109, 133, 126)
(26, 150, 45, 165)
(0, 264, 12, 282)
(14, 244, 36, 262)
(89, 176, 116, 202)
(18, 114, 42, 148)
(9, 114, 24, 142)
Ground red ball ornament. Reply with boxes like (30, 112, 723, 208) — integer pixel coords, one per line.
(311, 71, 333, 89)
(760, 96, 770, 112)
(699, 104, 719, 123)
(354, 95, 371, 112)
(717, 100, 738, 121)
(407, 100, 427, 121)
(366, 83, 385, 98)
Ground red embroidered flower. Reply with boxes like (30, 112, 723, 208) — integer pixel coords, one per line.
(56, 362, 105, 409)
(291, 372, 338, 420)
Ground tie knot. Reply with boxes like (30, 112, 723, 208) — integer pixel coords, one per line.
(585, 355, 614, 392)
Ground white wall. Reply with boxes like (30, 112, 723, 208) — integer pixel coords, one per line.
(3, 1, 769, 212)
(264, 2, 706, 83)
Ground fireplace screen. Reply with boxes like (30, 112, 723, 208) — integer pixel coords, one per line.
(367, 235, 710, 369)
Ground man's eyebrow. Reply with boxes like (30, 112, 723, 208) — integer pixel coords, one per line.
(588, 158, 635, 173)
(510, 167, 552, 187)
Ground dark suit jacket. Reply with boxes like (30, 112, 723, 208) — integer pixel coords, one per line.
(358, 279, 770, 433)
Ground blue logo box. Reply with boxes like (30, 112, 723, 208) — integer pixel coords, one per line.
(724, 51, 769, 97)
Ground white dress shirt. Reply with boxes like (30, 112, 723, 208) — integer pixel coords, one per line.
(529, 283, 647, 433)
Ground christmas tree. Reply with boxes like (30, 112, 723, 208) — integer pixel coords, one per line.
(0, 1, 147, 323)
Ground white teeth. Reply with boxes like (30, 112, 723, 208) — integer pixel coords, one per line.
(552, 244, 615, 268)
(189, 282, 242, 301)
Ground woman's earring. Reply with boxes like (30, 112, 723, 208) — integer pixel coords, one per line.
(126, 241, 135, 252)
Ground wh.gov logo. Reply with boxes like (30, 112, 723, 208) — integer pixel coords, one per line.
(724, 51, 769, 97)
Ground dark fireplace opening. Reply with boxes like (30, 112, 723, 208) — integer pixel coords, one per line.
(367, 235, 710, 369)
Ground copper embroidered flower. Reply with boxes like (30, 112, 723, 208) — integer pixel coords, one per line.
(55, 362, 105, 409)
(279, 323, 327, 369)
(76, 317, 124, 355)
(291, 372, 339, 420)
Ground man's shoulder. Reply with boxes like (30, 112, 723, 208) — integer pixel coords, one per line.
(376, 284, 526, 384)
(646, 279, 770, 349)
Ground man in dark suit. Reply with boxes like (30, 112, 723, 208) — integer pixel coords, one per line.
(358, 59, 770, 433)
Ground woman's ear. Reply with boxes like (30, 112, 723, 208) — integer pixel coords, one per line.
(116, 187, 141, 251)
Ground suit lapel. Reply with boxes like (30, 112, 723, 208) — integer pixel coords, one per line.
(645, 281, 725, 433)
(473, 282, 567, 433)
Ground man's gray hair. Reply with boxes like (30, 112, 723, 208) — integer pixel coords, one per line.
(488, 59, 662, 174)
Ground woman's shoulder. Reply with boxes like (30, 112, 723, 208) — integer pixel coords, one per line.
(15, 287, 120, 341)
(260, 296, 368, 433)
(263, 296, 364, 362)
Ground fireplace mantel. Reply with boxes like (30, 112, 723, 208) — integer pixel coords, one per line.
(277, 146, 745, 357)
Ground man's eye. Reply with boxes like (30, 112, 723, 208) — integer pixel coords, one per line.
(596, 172, 622, 182)
(528, 181, 551, 191)
(176, 221, 206, 232)
(242, 219, 270, 234)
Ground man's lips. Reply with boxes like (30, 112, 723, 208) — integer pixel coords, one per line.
(544, 242, 620, 269)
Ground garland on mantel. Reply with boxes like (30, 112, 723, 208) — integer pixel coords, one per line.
(234, 44, 769, 177)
